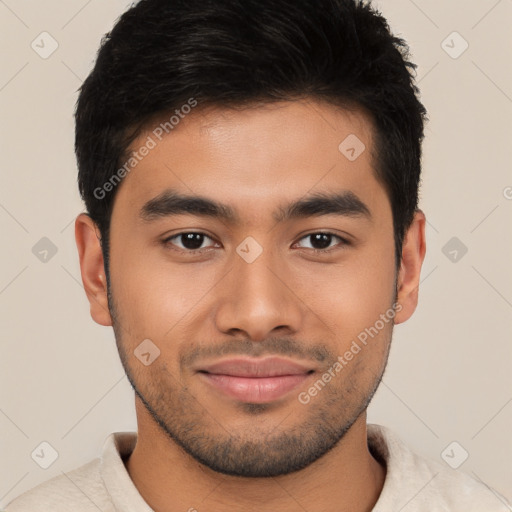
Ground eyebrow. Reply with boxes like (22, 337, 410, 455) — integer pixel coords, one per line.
(139, 189, 372, 224)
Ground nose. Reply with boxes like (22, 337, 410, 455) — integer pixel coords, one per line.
(214, 246, 305, 342)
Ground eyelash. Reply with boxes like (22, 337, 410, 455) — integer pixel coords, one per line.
(162, 231, 351, 255)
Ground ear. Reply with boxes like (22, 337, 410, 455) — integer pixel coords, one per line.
(394, 209, 427, 325)
(74, 213, 113, 326)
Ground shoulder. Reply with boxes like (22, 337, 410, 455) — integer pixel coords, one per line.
(4, 458, 114, 512)
(368, 424, 511, 511)
(5, 432, 151, 512)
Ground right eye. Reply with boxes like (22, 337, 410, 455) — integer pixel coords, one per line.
(162, 232, 219, 253)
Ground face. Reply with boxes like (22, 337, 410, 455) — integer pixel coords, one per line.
(102, 100, 402, 477)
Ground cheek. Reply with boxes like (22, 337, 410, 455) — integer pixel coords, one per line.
(301, 250, 396, 342)
(109, 245, 222, 340)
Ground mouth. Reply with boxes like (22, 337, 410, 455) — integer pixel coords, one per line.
(196, 357, 316, 403)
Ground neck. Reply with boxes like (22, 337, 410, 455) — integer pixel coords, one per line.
(125, 398, 386, 512)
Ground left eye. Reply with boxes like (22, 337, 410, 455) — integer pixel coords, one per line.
(295, 232, 346, 251)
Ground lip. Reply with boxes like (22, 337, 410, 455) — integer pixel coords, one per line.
(196, 357, 315, 403)
(198, 357, 314, 377)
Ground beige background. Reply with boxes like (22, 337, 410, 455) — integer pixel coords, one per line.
(1, 0, 511, 507)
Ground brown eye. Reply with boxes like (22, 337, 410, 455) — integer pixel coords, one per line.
(164, 232, 216, 252)
(295, 232, 349, 252)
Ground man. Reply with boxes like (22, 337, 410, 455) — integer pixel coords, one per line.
(6, 0, 510, 510)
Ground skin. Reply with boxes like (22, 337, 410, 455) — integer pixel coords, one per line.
(75, 99, 426, 512)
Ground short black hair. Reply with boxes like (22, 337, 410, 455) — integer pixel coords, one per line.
(75, 0, 427, 283)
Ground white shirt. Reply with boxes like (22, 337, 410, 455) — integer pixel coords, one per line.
(5, 424, 510, 511)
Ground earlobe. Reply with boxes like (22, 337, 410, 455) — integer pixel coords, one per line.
(394, 210, 427, 325)
(74, 213, 113, 326)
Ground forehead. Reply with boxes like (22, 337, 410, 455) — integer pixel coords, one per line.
(111, 99, 388, 225)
